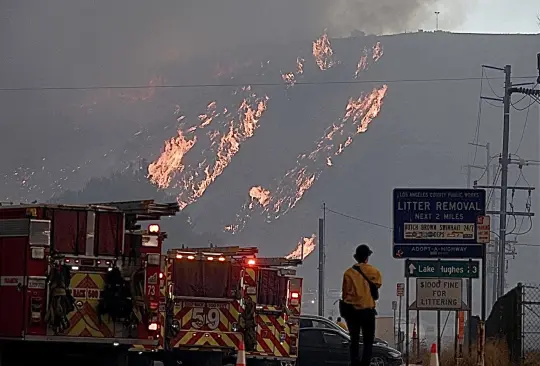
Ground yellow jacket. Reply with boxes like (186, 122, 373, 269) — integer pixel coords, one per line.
(342, 263, 382, 310)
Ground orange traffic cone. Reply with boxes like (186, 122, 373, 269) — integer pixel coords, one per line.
(236, 339, 247, 366)
(429, 343, 439, 366)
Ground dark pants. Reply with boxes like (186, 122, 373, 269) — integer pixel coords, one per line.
(344, 308, 376, 366)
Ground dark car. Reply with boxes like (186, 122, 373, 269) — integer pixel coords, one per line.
(298, 328, 404, 366)
(299, 315, 390, 346)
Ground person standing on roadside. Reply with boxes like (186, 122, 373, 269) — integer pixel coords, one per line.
(340, 244, 382, 366)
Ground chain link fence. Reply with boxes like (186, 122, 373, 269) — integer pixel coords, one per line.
(483, 283, 540, 365)
(485, 284, 522, 365)
(521, 284, 540, 363)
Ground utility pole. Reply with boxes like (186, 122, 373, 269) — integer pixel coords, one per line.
(476, 59, 539, 299)
(318, 203, 326, 317)
(498, 64, 512, 298)
(466, 142, 493, 309)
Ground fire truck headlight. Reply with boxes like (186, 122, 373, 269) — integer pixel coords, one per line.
(148, 323, 158, 331)
(172, 320, 180, 330)
(231, 322, 239, 332)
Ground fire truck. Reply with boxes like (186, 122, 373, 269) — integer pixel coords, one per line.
(141, 246, 303, 366)
(0, 199, 178, 366)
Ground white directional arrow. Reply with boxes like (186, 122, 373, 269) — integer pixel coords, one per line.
(408, 263, 417, 275)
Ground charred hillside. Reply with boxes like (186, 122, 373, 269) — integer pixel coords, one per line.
(3, 32, 539, 315)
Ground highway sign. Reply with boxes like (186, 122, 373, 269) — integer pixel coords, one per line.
(416, 278, 463, 310)
(392, 188, 486, 258)
(396, 283, 405, 297)
(405, 260, 479, 278)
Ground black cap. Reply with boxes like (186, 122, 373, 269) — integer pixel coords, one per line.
(354, 244, 373, 260)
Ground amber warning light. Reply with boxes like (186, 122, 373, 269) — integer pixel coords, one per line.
(247, 259, 256, 266)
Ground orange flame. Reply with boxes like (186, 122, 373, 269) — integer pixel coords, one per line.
(148, 90, 269, 209)
(354, 41, 384, 79)
(119, 76, 164, 102)
(286, 234, 317, 260)
(372, 41, 384, 62)
(297, 58, 305, 75)
(312, 32, 337, 71)
(226, 85, 388, 233)
(281, 72, 296, 87)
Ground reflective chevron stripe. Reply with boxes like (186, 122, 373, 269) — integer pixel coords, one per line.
(65, 272, 114, 338)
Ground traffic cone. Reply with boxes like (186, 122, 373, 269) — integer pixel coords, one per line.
(429, 343, 439, 366)
(236, 338, 247, 366)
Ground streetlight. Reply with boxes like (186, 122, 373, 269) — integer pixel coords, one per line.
(434, 12, 440, 31)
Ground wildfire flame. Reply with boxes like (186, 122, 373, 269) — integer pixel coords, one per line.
(148, 90, 269, 209)
(286, 234, 317, 260)
(226, 84, 388, 233)
(297, 58, 305, 75)
(354, 41, 384, 79)
(119, 76, 164, 102)
(281, 57, 306, 88)
(281, 72, 296, 87)
(372, 42, 384, 62)
(312, 32, 337, 71)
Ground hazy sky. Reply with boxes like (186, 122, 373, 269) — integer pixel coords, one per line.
(443, 0, 539, 34)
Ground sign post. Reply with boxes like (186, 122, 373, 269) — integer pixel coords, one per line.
(396, 283, 404, 352)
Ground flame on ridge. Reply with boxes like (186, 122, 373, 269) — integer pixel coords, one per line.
(226, 84, 389, 234)
(281, 57, 306, 88)
(312, 32, 337, 71)
(148, 88, 269, 209)
(354, 41, 384, 79)
(286, 234, 317, 260)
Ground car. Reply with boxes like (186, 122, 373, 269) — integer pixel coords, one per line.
(299, 315, 390, 346)
(298, 327, 404, 366)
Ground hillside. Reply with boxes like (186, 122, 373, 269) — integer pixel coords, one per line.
(1, 31, 539, 315)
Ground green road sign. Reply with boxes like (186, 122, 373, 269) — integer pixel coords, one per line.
(405, 260, 479, 278)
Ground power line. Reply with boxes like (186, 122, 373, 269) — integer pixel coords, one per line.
(325, 207, 393, 231)
(0, 75, 537, 92)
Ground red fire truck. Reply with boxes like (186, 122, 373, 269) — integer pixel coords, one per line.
(156, 246, 303, 366)
(0, 200, 178, 366)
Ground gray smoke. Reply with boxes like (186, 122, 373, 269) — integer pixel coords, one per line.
(1, 0, 465, 86)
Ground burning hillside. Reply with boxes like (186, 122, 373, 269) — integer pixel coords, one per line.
(146, 33, 388, 259)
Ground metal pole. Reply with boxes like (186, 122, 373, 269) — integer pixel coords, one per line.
(398, 296, 402, 351)
(405, 263, 410, 365)
(437, 310, 441, 360)
(467, 165, 471, 188)
(498, 65, 512, 298)
(454, 311, 458, 363)
(467, 259, 473, 355)
(393, 306, 397, 347)
(318, 214, 325, 317)
(481, 245, 487, 322)
(416, 310, 420, 360)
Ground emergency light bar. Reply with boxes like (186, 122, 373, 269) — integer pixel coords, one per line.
(250, 257, 302, 267)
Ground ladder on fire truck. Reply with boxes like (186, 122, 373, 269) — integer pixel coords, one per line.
(89, 199, 180, 220)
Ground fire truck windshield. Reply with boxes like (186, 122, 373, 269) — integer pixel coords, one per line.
(173, 260, 239, 298)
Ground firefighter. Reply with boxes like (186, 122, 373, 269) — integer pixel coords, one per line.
(340, 244, 382, 366)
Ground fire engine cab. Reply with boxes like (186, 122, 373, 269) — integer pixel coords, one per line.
(0, 200, 178, 366)
(155, 246, 303, 366)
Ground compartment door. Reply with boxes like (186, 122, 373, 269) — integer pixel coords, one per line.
(0, 232, 28, 337)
